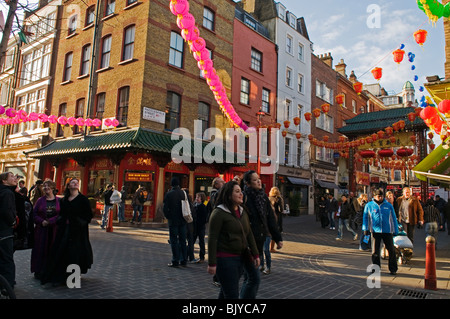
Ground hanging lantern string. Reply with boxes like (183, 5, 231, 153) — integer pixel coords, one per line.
(358, 19, 429, 81)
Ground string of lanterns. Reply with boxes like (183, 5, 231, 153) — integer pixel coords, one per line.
(0, 105, 120, 128)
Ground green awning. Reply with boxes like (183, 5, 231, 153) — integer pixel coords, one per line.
(413, 138, 450, 187)
(25, 128, 244, 164)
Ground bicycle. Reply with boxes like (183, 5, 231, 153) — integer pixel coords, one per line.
(0, 235, 16, 299)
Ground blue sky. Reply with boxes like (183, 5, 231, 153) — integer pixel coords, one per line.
(278, 0, 445, 96)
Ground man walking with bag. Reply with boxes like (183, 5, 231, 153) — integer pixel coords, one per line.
(163, 177, 189, 267)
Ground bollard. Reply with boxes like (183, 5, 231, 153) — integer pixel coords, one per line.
(106, 208, 114, 232)
(424, 235, 437, 290)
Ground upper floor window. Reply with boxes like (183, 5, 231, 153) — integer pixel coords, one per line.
(251, 48, 262, 72)
(197, 102, 210, 139)
(92, 93, 105, 131)
(286, 35, 293, 54)
(261, 88, 270, 113)
(105, 0, 115, 16)
(203, 7, 215, 31)
(122, 25, 135, 61)
(74, 98, 85, 134)
(100, 35, 112, 69)
(286, 67, 292, 88)
(240, 78, 250, 105)
(85, 6, 95, 26)
(68, 15, 77, 35)
(165, 91, 181, 131)
(56, 103, 67, 137)
(298, 43, 304, 61)
(169, 32, 184, 68)
(63, 52, 73, 82)
(80, 44, 91, 76)
(118, 86, 129, 127)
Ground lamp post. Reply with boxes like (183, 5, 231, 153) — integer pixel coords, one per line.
(256, 108, 265, 176)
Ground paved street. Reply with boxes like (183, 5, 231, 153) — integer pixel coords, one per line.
(10, 214, 450, 302)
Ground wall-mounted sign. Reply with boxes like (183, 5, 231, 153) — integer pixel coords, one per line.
(143, 107, 165, 124)
(125, 172, 152, 182)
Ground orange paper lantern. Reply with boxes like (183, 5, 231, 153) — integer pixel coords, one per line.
(413, 29, 428, 46)
(371, 67, 382, 81)
(336, 94, 344, 106)
(295, 132, 301, 140)
(304, 112, 312, 122)
(393, 49, 405, 64)
(312, 108, 321, 118)
(321, 103, 330, 114)
(353, 82, 363, 95)
(283, 120, 290, 128)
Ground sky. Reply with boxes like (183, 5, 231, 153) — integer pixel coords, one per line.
(278, 0, 445, 96)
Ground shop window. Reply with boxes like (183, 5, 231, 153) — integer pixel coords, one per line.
(87, 169, 114, 197)
(122, 170, 155, 202)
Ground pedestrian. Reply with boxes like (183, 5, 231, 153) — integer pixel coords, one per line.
(118, 186, 127, 222)
(13, 178, 30, 251)
(434, 195, 447, 232)
(30, 179, 60, 279)
(385, 191, 399, 219)
(318, 195, 328, 228)
(207, 180, 259, 299)
(325, 193, 338, 230)
(30, 180, 44, 206)
(348, 192, 360, 230)
(192, 192, 208, 262)
(241, 170, 283, 299)
(362, 189, 399, 275)
(396, 187, 424, 244)
(206, 177, 224, 286)
(19, 179, 27, 195)
(0, 172, 18, 289)
(163, 177, 189, 267)
(109, 185, 122, 221)
(424, 198, 441, 248)
(41, 178, 93, 286)
(355, 194, 370, 250)
(101, 184, 113, 229)
(185, 189, 197, 263)
(131, 185, 146, 224)
(336, 194, 358, 241)
(265, 186, 284, 273)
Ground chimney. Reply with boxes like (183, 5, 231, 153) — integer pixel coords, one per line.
(242, 0, 256, 14)
(335, 59, 347, 77)
(320, 52, 333, 68)
(349, 70, 357, 83)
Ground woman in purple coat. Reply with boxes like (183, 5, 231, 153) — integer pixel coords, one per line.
(30, 179, 60, 279)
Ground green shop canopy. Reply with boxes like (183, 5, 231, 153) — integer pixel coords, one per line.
(413, 138, 450, 187)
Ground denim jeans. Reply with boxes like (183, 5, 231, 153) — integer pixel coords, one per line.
(168, 224, 187, 265)
(132, 205, 143, 222)
(240, 257, 260, 299)
(260, 236, 271, 269)
(328, 211, 335, 228)
(337, 218, 357, 239)
(118, 203, 125, 222)
(216, 256, 244, 299)
(102, 204, 113, 228)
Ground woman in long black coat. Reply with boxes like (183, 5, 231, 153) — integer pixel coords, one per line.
(41, 178, 93, 285)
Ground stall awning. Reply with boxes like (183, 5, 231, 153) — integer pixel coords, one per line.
(286, 177, 312, 186)
(413, 139, 450, 187)
(315, 179, 339, 189)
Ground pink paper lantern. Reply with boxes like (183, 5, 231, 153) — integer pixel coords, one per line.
(190, 37, 206, 52)
(176, 13, 195, 29)
(112, 119, 119, 127)
(67, 117, 76, 126)
(181, 26, 199, 42)
(0, 105, 5, 115)
(104, 118, 112, 126)
(169, 0, 189, 16)
(38, 113, 48, 122)
(85, 118, 93, 127)
(5, 108, 16, 117)
(92, 118, 102, 127)
(76, 117, 85, 126)
(48, 115, 57, 124)
(28, 112, 39, 121)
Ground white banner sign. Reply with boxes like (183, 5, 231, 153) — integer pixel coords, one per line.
(143, 107, 165, 124)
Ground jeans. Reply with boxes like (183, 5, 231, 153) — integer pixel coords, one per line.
(371, 232, 397, 273)
(0, 228, 15, 288)
(337, 218, 357, 239)
(132, 205, 143, 222)
(168, 224, 187, 265)
(102, 204, 113, 228)
(425, 222, 438, 245)
(193, 225, 206, 260)
(260, 236, 271, 269)
(216, 256, 244, 299)
(118, 203, 125, 222)
(240, 257, 260, 299)
(327, 211, 335, 228)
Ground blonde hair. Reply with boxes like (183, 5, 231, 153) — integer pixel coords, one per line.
(269, 186, 281, 198)
(357, 193, 368, 205)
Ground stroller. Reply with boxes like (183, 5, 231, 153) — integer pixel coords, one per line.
(393, 229, 413, 264)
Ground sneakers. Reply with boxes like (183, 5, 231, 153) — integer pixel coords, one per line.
(336, 237, 342, 241)
(353, 234, 358, 241)
(262, 267, 271, 275)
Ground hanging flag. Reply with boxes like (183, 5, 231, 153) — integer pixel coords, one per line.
(18, 31, 27, 44)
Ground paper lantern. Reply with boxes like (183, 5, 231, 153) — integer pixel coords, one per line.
(371, 67, 382, 81)
(353, 82, 363, 95)
(176, 13, 195, 29)
(385, 126, 393, 135)
(190, 37, 206, 52)
(295, 132, 301, 140)
(407, 112, 417, 122)
(413, 29, 428, 46)
(377, 130, 385, 139)
(0, 105, 4, 115)
(293, 116, 300, 126)
(312, 108, 321, 118)
(323, 135, 329, 142)
(283, 120, 290, 128)
(378, 149, 394, 158)
(304, 112, 312, 122)
(5, 108, 16, 117)
(57, 116, 67, 125)
(308, 134, 314, 141)
(321, 103, 330, 114)
(282, 130, 287, 137)
(360, 150, 376, 158)
(169, 0, 189, 15)
(181, 26, 199, 42)
(397, 148, 413, 157)
(76, 117, 85, 127)
(438, 99, 450, 116)
(393, 49, 405, 64)
(112, 119, 120, 127)
(336, 94, 344, 106)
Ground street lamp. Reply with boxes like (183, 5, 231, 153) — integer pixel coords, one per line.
(256, 108, 265, 175)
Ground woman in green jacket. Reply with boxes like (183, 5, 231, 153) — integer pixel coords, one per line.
(207, 180, 259, 299)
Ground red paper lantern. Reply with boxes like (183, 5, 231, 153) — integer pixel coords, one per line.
(323, 135, 329, 142)
(274, 122, 281, 129)
(312, 108, 321, 118)
(321, 103, 330, 114)
(377, 130, 385, 139)
(308, 134, 314, 141)
(295, 132, 301, 140)
(378, 149, 394, 158)
(282, 130, 287, 137)
(407, 112, 416, 122)
(371, 133, 378, 141)
(371, 67, 382, 81)
(438, 99, 450, 116)
(390, 136, 396, 144)
(283, 120, 290, 128)
(385, 127, 393, 136)
(353, 82, 363, 95)
(304, 112, 312, 122)
(393, 49, 405, 64)
(336, 94, 344, 106)
(293, 116, 300, 126)
(397, 148, 413, 157)
(414, 29, 428, 46)
(360, 150, 376, 158)
(398, 120, 405, 130)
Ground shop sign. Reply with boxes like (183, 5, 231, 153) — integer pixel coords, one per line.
(356, 171, 370, 186)
(125, 172, 152, 182)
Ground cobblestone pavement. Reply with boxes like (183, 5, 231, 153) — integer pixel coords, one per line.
(10, 214, 450, 301)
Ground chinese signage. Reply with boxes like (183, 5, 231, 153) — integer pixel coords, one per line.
(358, 132, 415, 150)
(356, 171, 370, 186)
(143, 107, 165, 124)
(125, 172, 152, 182)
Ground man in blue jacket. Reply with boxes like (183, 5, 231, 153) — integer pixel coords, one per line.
(362, 189, 399, 275)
